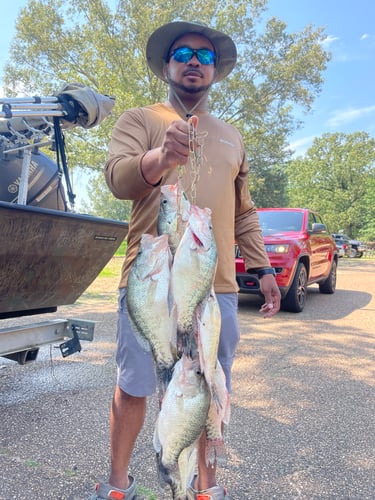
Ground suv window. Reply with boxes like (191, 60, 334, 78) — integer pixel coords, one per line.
(315, 213, 324, 225)
(257, 210, 303, 234)
(307, 212, 316, 231)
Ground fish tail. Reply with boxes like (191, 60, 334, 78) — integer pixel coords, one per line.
(205, 438, 227, 467)
(156, 364, 175, 399)
(155, 451, 181, 498)
(177, 329, 198, 358)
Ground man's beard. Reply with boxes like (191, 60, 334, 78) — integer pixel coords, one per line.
(167, 74, 211, 95)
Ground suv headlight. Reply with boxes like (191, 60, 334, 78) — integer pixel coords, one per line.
(265, 244, 290, 253)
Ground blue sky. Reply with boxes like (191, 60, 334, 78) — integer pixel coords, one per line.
(1, 0, 374, 159)
(267, 0, 375, 155)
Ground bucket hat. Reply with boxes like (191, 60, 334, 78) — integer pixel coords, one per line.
(146, 21, 237, 83)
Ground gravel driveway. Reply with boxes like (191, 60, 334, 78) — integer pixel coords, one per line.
(1, 258, 374, 499)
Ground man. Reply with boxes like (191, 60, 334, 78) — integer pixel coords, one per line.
(92, 20, 281, 500)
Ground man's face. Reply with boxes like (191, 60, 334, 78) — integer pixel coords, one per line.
(165, 33, 216, 94)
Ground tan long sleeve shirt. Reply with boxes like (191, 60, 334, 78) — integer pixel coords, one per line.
(104, 103, 270, 292)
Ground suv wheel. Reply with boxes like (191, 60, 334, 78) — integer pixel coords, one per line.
(319, 260, 337, 294)
(282, 262, 307, 313)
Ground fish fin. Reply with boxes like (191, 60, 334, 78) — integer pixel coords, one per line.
(155, 450, 181, 497)
(210, 382, 223, 413)
(196, 318, 205, 370)
(224, 394, 231, 425)
(168, 300, 179, 356)
(153, 422, 161, 453)
(128, 317, 152, 353)
(178, 442, 198, 496)
(205, 438, 226, 467)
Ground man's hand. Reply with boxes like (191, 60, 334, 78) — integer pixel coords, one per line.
(259, 274, 281, 318)
(140, 116, 199, 185)
(160, 119, 192, 168)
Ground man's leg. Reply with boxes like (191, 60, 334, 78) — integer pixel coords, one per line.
(106, 288, 157, 489)
(108, 388, 147, 490)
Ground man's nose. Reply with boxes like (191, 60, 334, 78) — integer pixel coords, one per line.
(189, 54, 200, 64)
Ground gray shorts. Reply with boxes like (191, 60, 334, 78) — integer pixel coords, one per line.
(116, 288, 240, 397)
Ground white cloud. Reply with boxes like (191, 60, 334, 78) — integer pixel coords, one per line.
(286, 136, 316, 157)
(360, 33, 375, 41)
(321, 35, 339, 48)
(326, 105, 375, 127)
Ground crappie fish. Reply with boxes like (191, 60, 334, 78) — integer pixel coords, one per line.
(196, 290, 222, 407)
(127, 233, 177, 395)
(153, 355, 210, 475)
(157, 183, 191, 255)
(205, 360, 231, 466)
(171, 205, 217, 355)
(177, 443, 198, 499)
(173, 363, 230, 495)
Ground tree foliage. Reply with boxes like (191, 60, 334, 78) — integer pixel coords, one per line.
(79, 171, 132, 221)
(3, 0, 330, 212)
(286, 132, 375, 238)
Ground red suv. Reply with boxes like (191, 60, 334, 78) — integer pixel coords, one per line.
(235, 208, 338, 312)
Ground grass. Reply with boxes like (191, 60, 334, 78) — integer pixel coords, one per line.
(98, 266, 119, 278)
(98, 257, 123, 278)
(114, 239, 127, 257)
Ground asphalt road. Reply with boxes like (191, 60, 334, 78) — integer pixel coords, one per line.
(1, 258, 374, 499)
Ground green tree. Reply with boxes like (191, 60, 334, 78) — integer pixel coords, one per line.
(4, 0, 330, 211)
(80, 172, 132, 220)
(357, 176, 375, 241)
(286, 132, 375, 238)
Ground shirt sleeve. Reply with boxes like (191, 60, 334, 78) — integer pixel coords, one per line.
(104, 109, 156, 200)
(234, 153, 271, 271)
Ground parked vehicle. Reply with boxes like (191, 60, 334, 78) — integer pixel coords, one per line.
(235, 208, 338, 313)
(349, 239, 367, 258)
(332, 233, 352, 258)
(331, 233, 366, 258)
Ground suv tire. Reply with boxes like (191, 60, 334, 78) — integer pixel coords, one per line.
(319, 260, 337, 294)
(282, 262, 307, 313)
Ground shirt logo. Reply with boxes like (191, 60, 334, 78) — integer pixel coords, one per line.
(219, 138, 235, 147)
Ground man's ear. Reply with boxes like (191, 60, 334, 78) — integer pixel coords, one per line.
(163, 64, 168, 79)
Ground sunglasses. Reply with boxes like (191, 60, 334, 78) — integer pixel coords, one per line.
(168, 46, 216, 65)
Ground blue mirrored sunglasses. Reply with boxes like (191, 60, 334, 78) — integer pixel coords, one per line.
(168, 46, 216, 65)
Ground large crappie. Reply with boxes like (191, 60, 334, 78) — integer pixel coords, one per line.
(196, 289, 222, 407)
(127, 233, 177, 395)
(153, 354, 210, 474)
(171, 205, 217, 355)
(157, 183, 191, 255)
